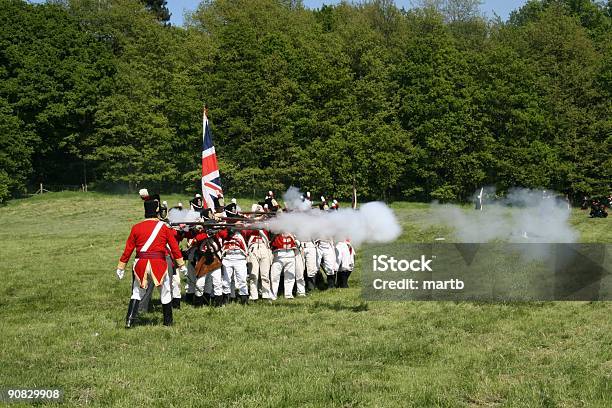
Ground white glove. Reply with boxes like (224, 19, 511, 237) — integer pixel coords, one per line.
(116, 268, 125, 280)
(179, 265, 188, 276)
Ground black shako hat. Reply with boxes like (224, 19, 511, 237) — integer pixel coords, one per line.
(144, 199, 160, 218)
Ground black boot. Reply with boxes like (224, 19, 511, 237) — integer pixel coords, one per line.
(125, 299, 140, 328)
(339, 271, 349, 288)
(162, 303, 173, 326)
(185, 293, 194, 305)
(221, 293, 229, 306)
(172, 297, 181, 309)
(345, 270, 352, 288)
(203, 293, 211, 306)
(327, 274, 336, 289)
(193, 295, 204, 308)
(335, 271, 343, 288)
(239, 295, 249, 305)
(213, 296, 223, 307)
(306, 276, 316, 291)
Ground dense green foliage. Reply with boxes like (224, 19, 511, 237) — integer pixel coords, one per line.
(0, 0, 610, 203)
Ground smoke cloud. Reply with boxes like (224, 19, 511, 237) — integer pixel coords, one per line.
(167, 208, 201, 224)
(262, 200, 402, 246)
(433, 188, 576, 243)
(282, 186, 312, 212)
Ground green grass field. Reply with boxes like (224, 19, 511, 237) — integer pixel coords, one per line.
(0, 192, 610, 407)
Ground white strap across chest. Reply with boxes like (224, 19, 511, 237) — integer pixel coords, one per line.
(141, 221, 164, 252)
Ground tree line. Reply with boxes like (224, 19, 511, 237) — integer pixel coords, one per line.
(0, 0, 610, 203)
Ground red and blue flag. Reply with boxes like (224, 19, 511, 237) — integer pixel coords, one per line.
(201, 107, 223, 209)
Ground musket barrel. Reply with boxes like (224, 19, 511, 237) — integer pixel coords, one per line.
(169, 222, 265, 230)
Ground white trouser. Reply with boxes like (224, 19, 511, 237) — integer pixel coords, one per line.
(222, 254, 248, 296)
(248, 243, 273, 300)
(167, 256, 181, 299)
(294, 250, 306, 295)
(195, 268, 222, 297)
(303, 242, 318, 278)
(172, 273, 181, 298)
(271, 250, 296, 299)
(131, 270, 171, 305)
(317, 243, 336, 276)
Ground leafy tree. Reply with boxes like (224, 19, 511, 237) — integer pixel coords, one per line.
(0, 97, 33, 201)
(0, 0, 115, 189)
(0, 0, 609, 202)
(142, 0, 171, 23)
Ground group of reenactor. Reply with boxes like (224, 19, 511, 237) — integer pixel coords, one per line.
(116, 189, 355, 328)
(581, 195, 611, 218)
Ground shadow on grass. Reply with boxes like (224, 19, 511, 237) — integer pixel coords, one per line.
(135, 315, 163, 326)
(137, 293, 370, 314)
(311, 300, 369, 313)
(254, 298, 369, 313)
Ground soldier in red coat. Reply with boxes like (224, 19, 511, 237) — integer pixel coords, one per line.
(217, 228, 250, 304)
(246, 229, 273, 301)
(270, 232, 298, 299)
(116, 199, 187, 328)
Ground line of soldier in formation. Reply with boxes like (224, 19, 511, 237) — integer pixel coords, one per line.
(116, 190, 355, 328)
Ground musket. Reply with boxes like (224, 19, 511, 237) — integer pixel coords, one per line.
(239, 211, 277, 216)
(170, 222, 266, 231)
(218, 216, 252, 222)
(170, 221, 224, 226)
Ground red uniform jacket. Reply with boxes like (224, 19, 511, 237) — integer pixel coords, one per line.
(216, 229, 248, 256)
(165, 227, 183, 256)
(244, 229, 270, 248)
(191, 231, 221, 254)
(270, 233, 297, 251)
(120, 219, 182, 287)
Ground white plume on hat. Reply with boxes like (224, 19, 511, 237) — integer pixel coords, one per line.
(139, 188, 149, 198)
(231, 198, 237, 204)
(195, 193, 202, 198)
(321, 196, 325, 202)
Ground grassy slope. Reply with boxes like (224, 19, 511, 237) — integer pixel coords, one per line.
(0, 193, 610, 407)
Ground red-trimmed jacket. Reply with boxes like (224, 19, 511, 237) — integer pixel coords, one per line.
(120, 219, 182, 287)
(270, 233, 297, 251)
(216, 229, 248, 257)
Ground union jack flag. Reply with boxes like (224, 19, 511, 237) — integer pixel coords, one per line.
(201, 107, 223, 209)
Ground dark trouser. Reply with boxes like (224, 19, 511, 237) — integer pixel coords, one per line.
(138, 256, 175, 312)
(138, 280, 155, 312)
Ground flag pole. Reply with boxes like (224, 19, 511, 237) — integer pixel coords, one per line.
(201, 105, 207, 199)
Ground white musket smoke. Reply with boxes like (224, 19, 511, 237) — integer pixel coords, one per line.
(282, 186, 312, 212)
(262, 197, 401, 246)
(433, 187, 577, 243)
(168, 208, 201, 224)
